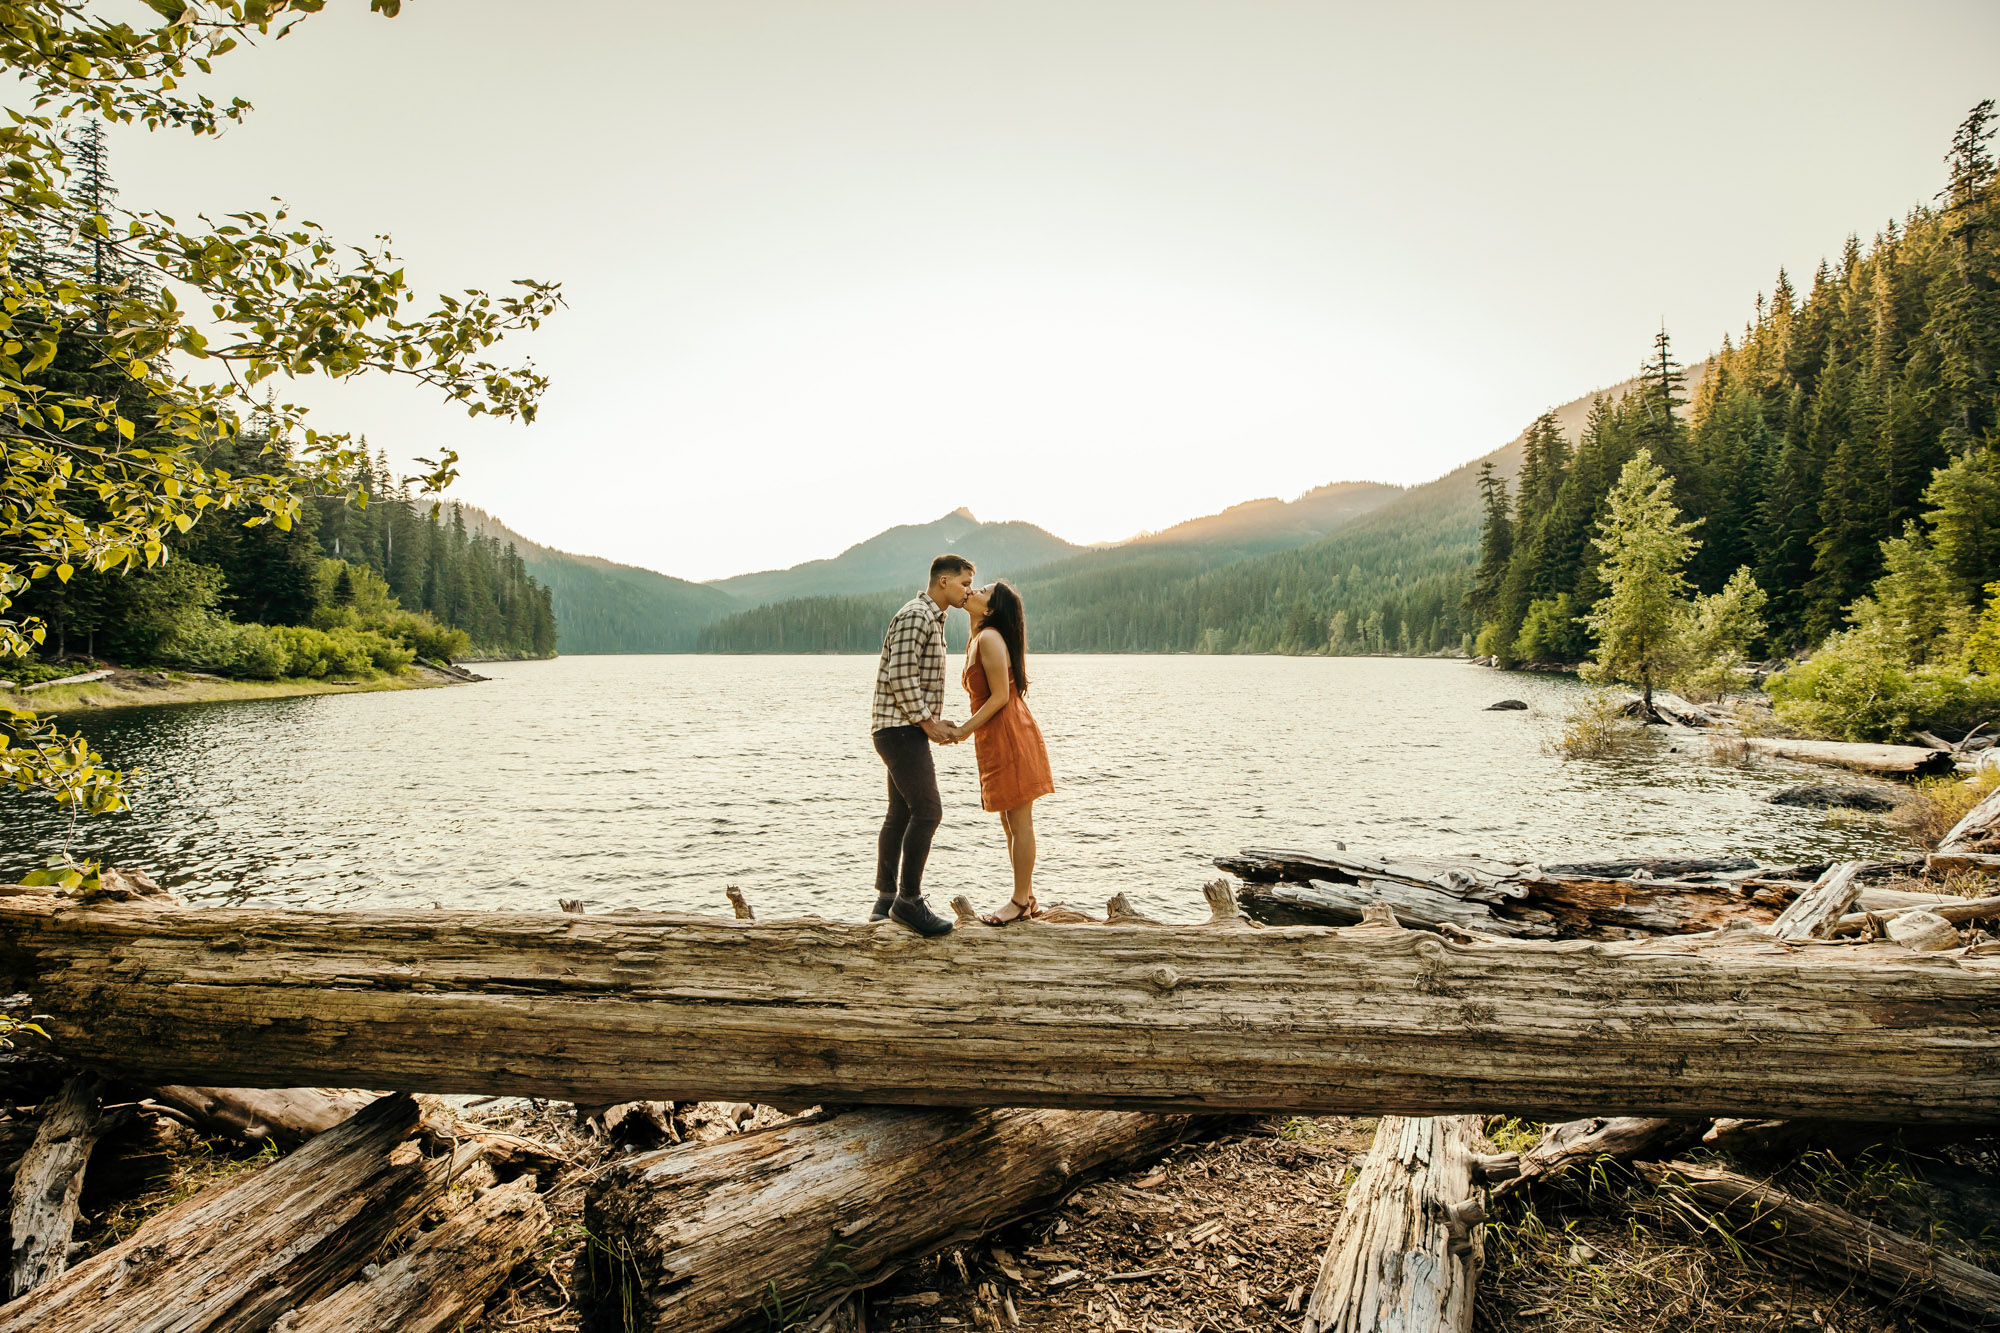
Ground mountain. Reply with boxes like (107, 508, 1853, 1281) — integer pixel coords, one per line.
(703, 509, 1082, 605)
(453, 505, 739, 653)
(1123, 481, 1403, 556)
(694, 363, 1707, 655)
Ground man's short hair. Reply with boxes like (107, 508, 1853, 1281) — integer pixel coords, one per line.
(930, 553, 976, 581)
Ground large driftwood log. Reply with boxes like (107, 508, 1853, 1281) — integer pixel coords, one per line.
(582, 1107, 1200, 1333)
(1301, 1116, 1488, 1333)
(148, 1086, 373, 1146)
(1741, 737, 1956, 776)
(1234, 880, 1549, 937)
(1487, 1117, 1701, 1201)
(275, 1176, 549, 1333)
(0, 1092, 465, 1333)
(1638, 1159, 2000, 1331)
(6, 1073, 126, 1298)
(5, 896, 2000, 1122)
(1941, 785, 2000, 853)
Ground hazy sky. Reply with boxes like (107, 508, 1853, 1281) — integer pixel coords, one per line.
(101, 1, 2000, 581)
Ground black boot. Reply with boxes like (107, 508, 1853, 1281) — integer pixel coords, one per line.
(889, 894, 954, 938)
(868, 891, 897, 923)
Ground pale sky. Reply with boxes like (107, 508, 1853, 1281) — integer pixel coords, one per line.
(100, 1, 2000, 582)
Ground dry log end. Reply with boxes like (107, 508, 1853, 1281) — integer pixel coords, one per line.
(1884, 910, 1962, 953)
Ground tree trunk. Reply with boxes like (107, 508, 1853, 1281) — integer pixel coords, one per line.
(6, 1073, 126, 1299)
(4, 897, 2000, 1123)
(1638, 1159, 2000, 1331)
(273, 1176, 549, 1333)
(1301, 1116, 1488, 1333)
(1927, 852, 2000, 878)
(581, 1106, 1202, 1333)
(0, 1092, 466, 1333)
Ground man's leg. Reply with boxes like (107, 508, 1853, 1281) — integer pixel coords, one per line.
(872, 728, 917, 921)
(873, 726, 951, 936)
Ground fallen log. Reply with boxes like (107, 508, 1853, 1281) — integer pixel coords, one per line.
(1301, 1115, 1488, 1333)
(6, 1073, 126, 1299)
(1941, 786, 2000, 853)
(1638, 1159, 2000, 1331)
(1740, 737, 1955, 777)
(274, 1175, 549, 1333)
(581, 1106, 1201, 1333)
(148, 1086, 373, 1146)
(5, 896, 2000, 1122)
(1488, 1116, 1701, 1201)
(1834, 894, 2000, 936)
(0, 1092, 466, 1333)
(1928, 852, 2000, 878)
(1767, 862, 1867, 941)
(1234, 879, 1550, 938)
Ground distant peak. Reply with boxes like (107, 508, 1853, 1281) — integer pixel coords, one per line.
(947, 506, 978, 524)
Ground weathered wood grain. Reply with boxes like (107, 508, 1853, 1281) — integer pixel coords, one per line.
(1768, 862, 1867, 941)
(582, 1107, 1200, 1333)
(149, 1086, 373, 1146)
(1302, 1115, 1486, 1333)
(1639, 1159, 2000, 1331)
(0, 1092, 461, 1333)
(1488, 1117, 1701, 1200)
(275, 1176, 549, 1333)
(4, 896, 1999, 1121)
(6, 1073, 125, 1298)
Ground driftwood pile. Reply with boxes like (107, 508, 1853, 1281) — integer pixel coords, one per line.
(1, 831, 1997, 1333)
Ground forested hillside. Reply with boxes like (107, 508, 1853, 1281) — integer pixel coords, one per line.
(692, 374, 1671, 656)
(454, 506, 738, 653)
(705, 509, 1080, 605)
(1473, 101, 2000, 670)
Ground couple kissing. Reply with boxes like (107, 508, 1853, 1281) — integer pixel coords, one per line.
(868, 554, 1055, 937)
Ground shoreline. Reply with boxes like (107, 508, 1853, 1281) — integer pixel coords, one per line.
(2, 665, 466, 715)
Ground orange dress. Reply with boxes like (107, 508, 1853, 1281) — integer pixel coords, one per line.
(963, 647, 1055, 813)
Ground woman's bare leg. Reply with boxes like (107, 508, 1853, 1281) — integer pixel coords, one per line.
(1005, 801, 1036, 905)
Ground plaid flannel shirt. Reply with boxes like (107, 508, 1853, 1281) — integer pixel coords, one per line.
(871, 592, 947, 733)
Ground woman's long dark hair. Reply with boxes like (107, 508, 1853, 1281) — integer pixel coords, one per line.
(979, 580, 1030, 695)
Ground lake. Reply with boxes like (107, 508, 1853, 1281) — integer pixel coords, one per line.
(0, 655, 1910, 922)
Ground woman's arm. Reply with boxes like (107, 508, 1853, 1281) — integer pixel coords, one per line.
(958, 630, 1013, 735)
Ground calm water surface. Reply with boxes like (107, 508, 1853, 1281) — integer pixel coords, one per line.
(0, 656, 1910, 922)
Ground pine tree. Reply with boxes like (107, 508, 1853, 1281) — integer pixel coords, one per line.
(1581, 449, 1702, 714)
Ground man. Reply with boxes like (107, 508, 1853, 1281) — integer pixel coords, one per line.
(869, 553, 975, 936)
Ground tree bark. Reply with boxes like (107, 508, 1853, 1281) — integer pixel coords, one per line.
(1928, 852, 2000, 878)
(0, 1092, 466, 1333)
(1301, 1116, 1487, 1333)
(273, 1176, 549, 1333)
(581, 1106, 1201, 1333)
(4, 897, 2000, 1123)
(1638, 1159, 2000, 1331)
(6, 1073, 126, 1299)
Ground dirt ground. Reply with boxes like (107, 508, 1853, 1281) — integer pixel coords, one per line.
(460, 1109, 1997, 1333)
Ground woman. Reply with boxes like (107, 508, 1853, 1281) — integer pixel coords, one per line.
(957, 580, 1055, 924)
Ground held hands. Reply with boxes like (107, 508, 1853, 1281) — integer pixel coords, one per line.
(922, 718, 969, 745)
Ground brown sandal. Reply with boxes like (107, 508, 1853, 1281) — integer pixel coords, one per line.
(980, 893, 1040, 927)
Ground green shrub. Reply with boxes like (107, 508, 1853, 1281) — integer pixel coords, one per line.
(224, 624, 289, 679)
(1769, 624, 2000, 741)
(1512, 594, 1591, 663)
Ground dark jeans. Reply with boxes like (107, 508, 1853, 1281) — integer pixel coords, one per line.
(873, 724, 941, 898)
